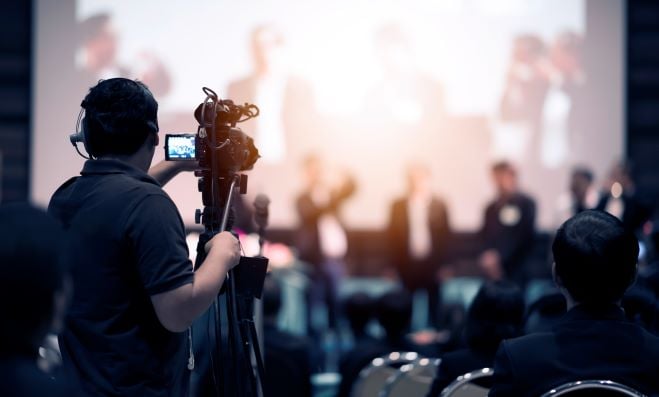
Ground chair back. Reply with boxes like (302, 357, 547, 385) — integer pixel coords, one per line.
(379, 358, 440, 397)
(540, 380, 648, 397)
(351, 352, 422, 397)
(440, 368, 493, 397)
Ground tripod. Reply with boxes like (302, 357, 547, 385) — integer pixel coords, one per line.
(193, 173, 267, 397)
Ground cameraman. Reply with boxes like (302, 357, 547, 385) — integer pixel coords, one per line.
(48, 78, 240, 397)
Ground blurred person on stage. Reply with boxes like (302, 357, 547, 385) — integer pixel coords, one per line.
(597, 161, 653, 236)
(553, 166, 598, 225)
(48, 78, 240, 397)
(479, 161, 536, 286)
(77, 13, 171, 97)
(295, 154, 355, 332)
(227, 24, 315, 164)
(388, 163, 451, 328)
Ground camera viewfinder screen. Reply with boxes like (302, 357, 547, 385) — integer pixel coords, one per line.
(166, 135, 196, 160)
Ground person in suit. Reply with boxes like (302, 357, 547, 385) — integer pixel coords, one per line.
(262, 275, 313, 397)
(479, 161, 536, 286)
(295, 154, 355, 331)
(489, 210, 659, 396)
(596, 161, 653, 235)
(427, 281, 524, 397)
(553, 166, 599, 226)
(388, 163, 451, 327)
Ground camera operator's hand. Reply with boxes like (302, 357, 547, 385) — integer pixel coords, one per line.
(148, 160, 199, 187)
(204, 231, 241, 271)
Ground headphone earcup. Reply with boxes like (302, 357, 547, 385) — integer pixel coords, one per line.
(80, 116, 96, 157)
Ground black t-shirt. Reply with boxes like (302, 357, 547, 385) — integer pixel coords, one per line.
(48, 159, 194, 397)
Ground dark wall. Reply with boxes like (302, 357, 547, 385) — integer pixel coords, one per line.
(627, 0, 659, 209)
(0, 0, 31, 202)
(0, 1, 656, 209)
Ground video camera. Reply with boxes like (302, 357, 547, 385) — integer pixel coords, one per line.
(165, 87, 260, 174)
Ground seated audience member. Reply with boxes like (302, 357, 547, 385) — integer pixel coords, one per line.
(479, 161, 536, 286)
(344, 292, 376, 344)
(637, 221, 659, 300)
(427, 281, 524, 396)
(0, 204, 74, 396)
(490, 210, 659, 396)
(375, 289, 416, 351)
(262, 275, 313, 397)
(621, 287, 659, 335)
(337, 293, 387, 397)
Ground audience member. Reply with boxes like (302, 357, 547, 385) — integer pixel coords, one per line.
(343, 292, 376, 343)
(427, 281, 524, 396)
(490, 210, 659, 396)
(375, 289, 417, 351)
(479, 161, 536, 285)
(262, 275, 313, 397)
(336, 293, 386, 397)
(388, 163, 451, 328)
(0, 204, 74, 397)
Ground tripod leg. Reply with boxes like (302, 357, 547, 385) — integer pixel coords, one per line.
(247, 319, 266, 389)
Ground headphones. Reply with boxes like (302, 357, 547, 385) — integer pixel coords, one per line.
(69, 93, 159, 160)
(69, 100, 91, 159)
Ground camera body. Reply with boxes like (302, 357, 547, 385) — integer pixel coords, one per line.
(165, 90, 259, 177)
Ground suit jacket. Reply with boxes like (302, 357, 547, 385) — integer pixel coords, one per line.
(481, 192, 536, 283)
(295, 183, 354, 266)
(596, 192, 653, 234)
(388, 196, 451, 288)
(489, 304, 659, 397)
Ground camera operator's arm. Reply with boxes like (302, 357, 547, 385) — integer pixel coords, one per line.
(151, 232, 240, 332)
(148, 160, 197, 187)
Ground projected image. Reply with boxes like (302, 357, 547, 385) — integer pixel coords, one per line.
(33, 0, 622, 230)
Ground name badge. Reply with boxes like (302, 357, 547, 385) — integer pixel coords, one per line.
(499, 204, 521, 226)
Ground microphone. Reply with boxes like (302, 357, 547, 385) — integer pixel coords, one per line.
(253, 194, 270, 230)
(253, 194, 270, 256)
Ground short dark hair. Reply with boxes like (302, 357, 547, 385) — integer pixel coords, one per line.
(344, 292, 374, 337)
(375, 289, 412, 339)
(0, 204, 66, 354)
(82, 78, 158, 157)
(572, 166, 594, 183)
(553, 210, 639, 303)
(491, 160, 515, 174)
(464, 281, 524, 352)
